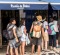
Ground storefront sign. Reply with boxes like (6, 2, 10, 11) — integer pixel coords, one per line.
(11, 4, 30, 9)
(0, 4, 48, 10)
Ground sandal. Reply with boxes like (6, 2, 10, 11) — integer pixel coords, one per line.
(6, 54, 9, 55)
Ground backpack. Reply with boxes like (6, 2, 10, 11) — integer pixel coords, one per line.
(3, 30, 9, 40)
(47, 26, 52, 35)
(32, 21, 42, 38)
(7, 24, 15, 40)
(17, 27, 22, 38)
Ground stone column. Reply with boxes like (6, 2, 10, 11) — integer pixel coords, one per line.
(19, 10, 23, 21)
(0, 10, 2, 48)
(19, 10, 26, 21)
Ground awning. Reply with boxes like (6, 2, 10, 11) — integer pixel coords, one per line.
(0, 0, 60, 3)
(50, 3, 60, 10)
(0, 2, 48, 10)
(42, 0, 60, 3)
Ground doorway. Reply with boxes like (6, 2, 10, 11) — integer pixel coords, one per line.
(1, 10, 20, 45)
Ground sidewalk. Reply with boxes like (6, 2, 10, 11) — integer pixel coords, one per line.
(0, 46, 60, 55)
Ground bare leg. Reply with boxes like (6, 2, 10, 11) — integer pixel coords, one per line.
(6, 43, 9, 54)
(20, 45, 22, 55)
(21, 41, 25, 55)
(41, 38, 44, 50)
(56, 40, 58, 47)
(15, 48, 19, 55)
(45, 41, 48, 50)
(10, 47, 13, 55)
(31, 44, 35, 55)
(37, 45, 41, 55)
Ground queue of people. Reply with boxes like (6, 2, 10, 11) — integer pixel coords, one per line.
(4, 14, 60, 55)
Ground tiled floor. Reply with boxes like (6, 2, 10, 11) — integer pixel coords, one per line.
(0, 46, 60, 55)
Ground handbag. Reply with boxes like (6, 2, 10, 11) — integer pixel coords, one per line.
(47, 26, 52, 35)
(17, 27, 22, 37)
(26, 34, 30, 45)
(30, 32, 33, 37)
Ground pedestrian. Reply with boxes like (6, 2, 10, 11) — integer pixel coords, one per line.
(49, 17, 56, 51)
(7, 18, 19, 55)
(6, 42, 10, 55)
(20, 19, 27, 55)
(30, 14, 44, 55)
(42, 17, 49, 51)
(53, 17, 59, 48)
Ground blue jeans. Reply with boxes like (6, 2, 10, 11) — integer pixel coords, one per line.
(49, 35, 56, 47)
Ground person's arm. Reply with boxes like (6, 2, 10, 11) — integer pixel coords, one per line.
(30, 24, 33, 33)
(41, 26, 45, 37)
(13, 27, 18, 42)
(45, 21, 48, 30)
(24, 26, 27, 35)
(46, 25, 48, 30)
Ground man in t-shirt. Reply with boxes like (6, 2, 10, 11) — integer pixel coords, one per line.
(30, 14, 44, 55)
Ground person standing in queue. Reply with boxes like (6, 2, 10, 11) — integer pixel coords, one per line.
(20, 19, 27, 55)
(7, 18, 19, 55)
(30, 14, 44, 55)
(42, 17, 49, 51)
(53, 17, 59, 48)
(49, 18, 57, 51)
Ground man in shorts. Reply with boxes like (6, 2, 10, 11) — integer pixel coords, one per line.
(30, 14, 44, 55)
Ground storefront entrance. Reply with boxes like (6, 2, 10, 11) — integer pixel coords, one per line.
(1, 10, 48, 45)
(1, 10, 20, 45)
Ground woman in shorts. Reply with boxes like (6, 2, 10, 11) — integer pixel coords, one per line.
(20, 19, 27, 55)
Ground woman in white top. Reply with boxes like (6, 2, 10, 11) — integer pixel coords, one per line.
(20, 19, 27, 55)
(42, 17, 49, 51)
(53, 19, 59, 47)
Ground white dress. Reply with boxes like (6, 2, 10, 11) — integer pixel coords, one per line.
(20, 25, 26, 42)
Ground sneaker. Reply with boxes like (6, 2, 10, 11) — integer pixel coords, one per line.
(56, 45, 60, 48)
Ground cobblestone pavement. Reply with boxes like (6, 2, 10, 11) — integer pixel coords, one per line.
(0, 46, 60, 55)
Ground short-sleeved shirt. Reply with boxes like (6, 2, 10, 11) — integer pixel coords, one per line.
(7, 24, 17, 48)
(7, 23, 16, 31)
(21, 25, 26, 41)
(21, 25, 25, 34)
(13, 25, 17, 30)
(33, 21, 42, 26)
(43, 21, 48, 33)
(49, 22, 56, 35)
(53, 20, 59, 32)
